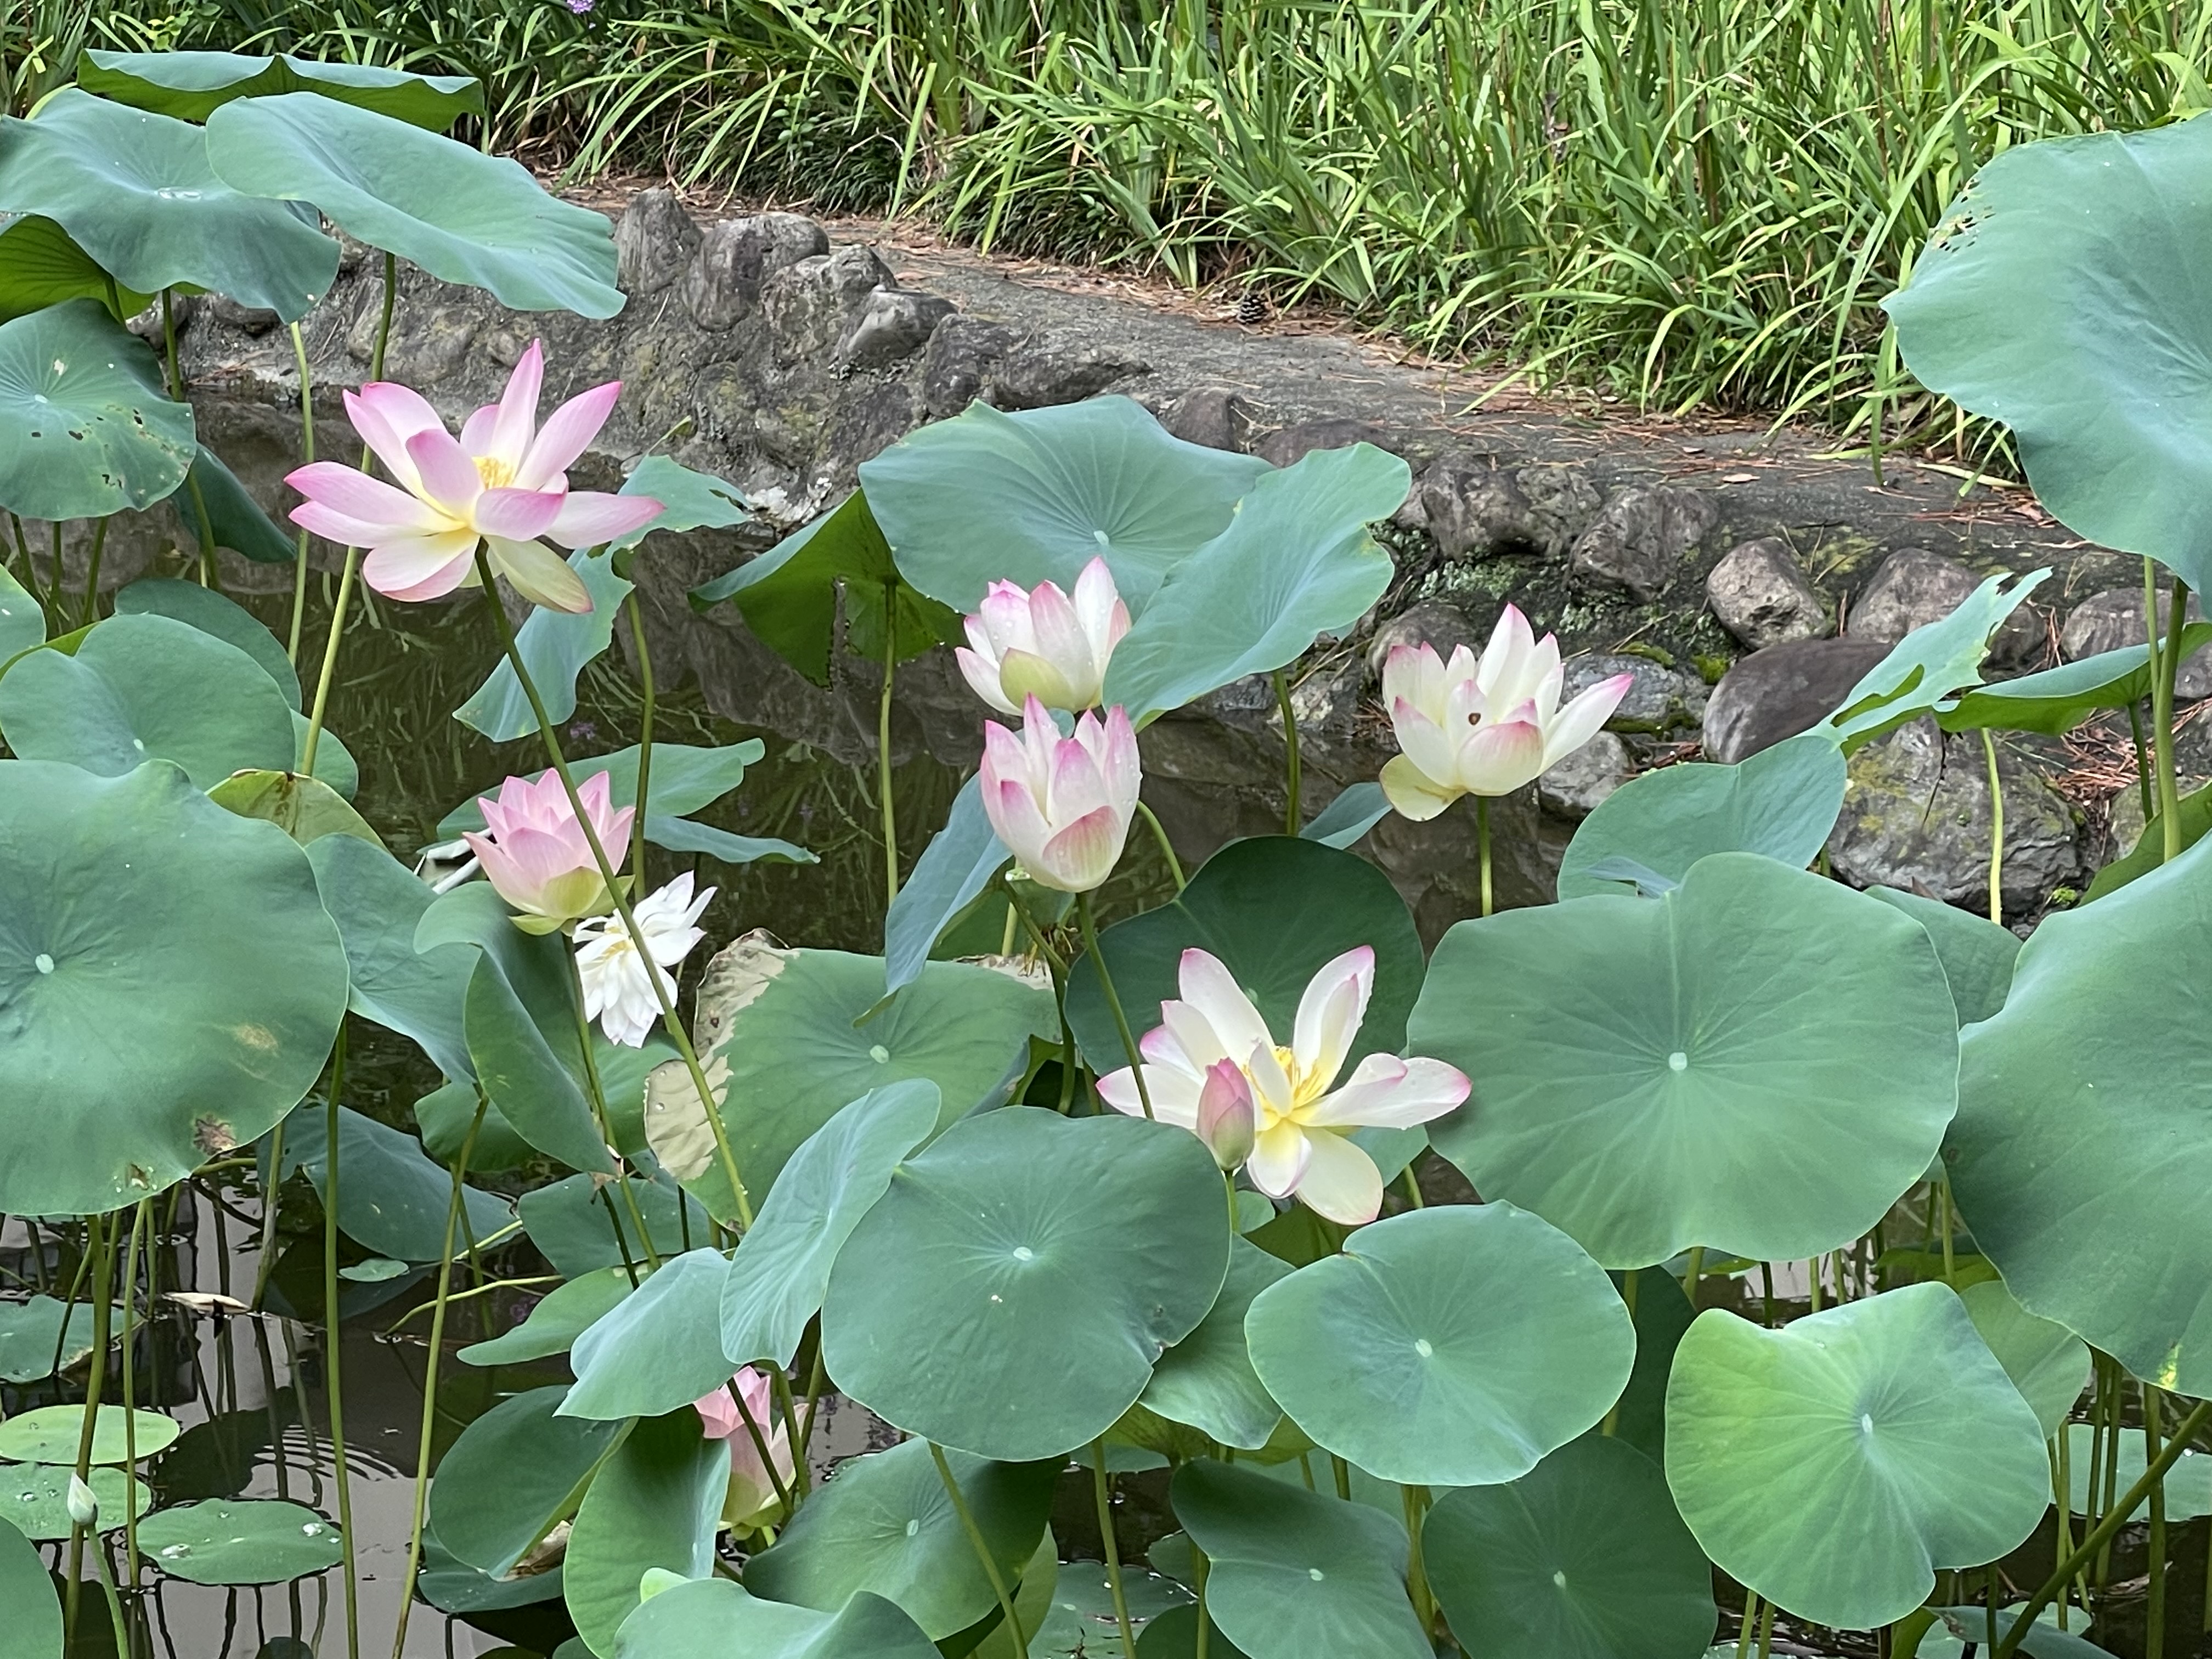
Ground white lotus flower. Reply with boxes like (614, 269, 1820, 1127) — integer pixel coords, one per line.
(956, 556, 1131, 716)
(574, 873, 714, 1047)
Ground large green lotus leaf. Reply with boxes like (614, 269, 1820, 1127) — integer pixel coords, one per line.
(0, 760, 347, 1213)
(114, 577, 298, 707)
(1884, 119, 2212, 596)
(610, 456, 749, 558)
(1557, 733, 1847, 901)
(458, 1265, 635, 1366)
(0, 612, 294, 787)
(418, 1532, 562, 1614)
(564, 1408, 729, 1656)
(458, 550, 631, 741)
(1137, 1605, 1251, 1658)
(138, 1499, 340, 1584)
(1664, 1284, 2050, 1629)
(429, 1384, 628, 1579)
(0, 299, 194, 519)
(743, 1438, 1057, 1639)
(0, 212, 151, 323)
(883, 776, 1009, 994)
(612, 1579, 939, 1659)
(1423, 1437, 1714, 1659)
(1066, 835, 1423, 1076)
(0, 1403, 178, 1465)
(1598, 1269, 1696, 1470)
(0, 1517, 59, 1658)
(1410, 853, 1959, 1269)
(0, 1294, 112, 1382)
(415, 1075, 532, 1172)
(307, 835, 474, 1081)
(0, 1463, 146, 1539)
(720, 1080, 940, 1368)
(1105, 444, 1407, 723)
(1822, 572, 2046, 752)
(1943, 628, 2212, 736)
(0, 92, 338, 320)
(279, 1103, 512, 1262)
(1170, 1459, 1427, 1659)
(0, 562, 38, 662)
(2060, 1425, 2212, 1521)
(864, 396, 1269, 615)
(518, 1168, 712, 1280)
(563, 1249, 736, 1420)
(1245, 1203, 1633, 1486)
(1948, 828, 2212, 1392)
(2087, 776, 2212, 901)
(1960, 1280, 2089, 1439)
(654, 938, 1053, 1205)
(1139, 1237, 1290, 1451)
(78, 49, 483, 129)
(181, 443, 294, 563)
(205, 93, 621, 317)
(1864, 887, 2020, 1028)
(821, 1107, 1231, 1460)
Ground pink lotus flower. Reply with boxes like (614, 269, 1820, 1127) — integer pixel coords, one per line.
(462, 769, 633, 929)
(694, 1369, 795, 1534)
(978, 695, 1141, 894)
(285, 341, 661, 615)
(956, 556, 1132, 716)
(1099, 946, 1469, 1224)
(1379, 605, 1633, 820)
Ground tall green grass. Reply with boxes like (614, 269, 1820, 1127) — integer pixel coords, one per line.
(92, 1, 2212, 442)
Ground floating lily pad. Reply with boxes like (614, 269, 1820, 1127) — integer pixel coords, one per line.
(564, 1409, 729, 1654)
(1139, 1237, 1290, 1452)
(0, 299, 195, 521)
(78, 48, 483, 128)
(1412, 853, 1957, 1269)
(458, 1267, 636, 1367)
(1960, 1280, 2090, 1439)
(822, 1107, 1230, 1460)
(1246, 1203, 1632, 1486)
(1664, 1285, 2050, 1629)
(138, 1499, 341, 1584)
(430, 1384, 628, 1580)
(0, 1463, 148, 1538)
(564, 1249, 736, 1421)
(0, 1517, 59, 1657)
(0, 1403, 178, 1465)
(0, 1295, 113, 1383)
(611, 1578, 939, 1659)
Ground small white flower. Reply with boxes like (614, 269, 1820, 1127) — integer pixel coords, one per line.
(574, 873, 714, 1047)
(66, 1474, 99, 1529)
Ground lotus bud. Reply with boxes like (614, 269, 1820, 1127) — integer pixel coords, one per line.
(461, 768, 635, 930)
(977, 695, 1142, 894)
(66, 1474, 98, 1530)
(956, 556, 1131, 716)
(1195, 1058, 1257, 1171)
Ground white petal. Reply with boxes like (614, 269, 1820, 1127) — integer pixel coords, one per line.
(1176, 950, 1274, 1068)
(1292, 1130, 1384, 1225)
(1301, 1053, 1470, 1130)
(1290, 946, 1374, 1088)
(1245, 1121, 1312, 1200)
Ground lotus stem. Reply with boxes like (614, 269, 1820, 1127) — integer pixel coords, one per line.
(2130, 699, 2155, 827)
(323, 1035, 362, 1659)
(1331, 1452, 1352, 1500)
(253, 1121, 286, 1311)
(625, 591, 656, 888)
(64, 1207, 115, 1640)
(771, 1368, 810, 1499)
(1402, 1483, 1436, 1629)
(1735, 1589, 1761, 1659)
(1982, 729, 2004, 927)
(1476, 796, 1494, 918)
(89, 1526, 130, 1659)
(930, 1442, 1025, 1652)
(77, 517, 107, 627)
(731, 1374, 795, 1516)
(1273, 667, 1301, 834)
(2145, 561, 2186, 864)
(564, 954, 661, 1272)
(46, 517, 61, 616)
(1078, 890, 1153, 1120)
(879, 582, 901, 911)
(1090, 1441, 1141, 1659)
(1136, 800, 1185, 891)
(1194, 1543, 1212, 1659)
(288, 323, 317, 664)
(2147, 1384, 2169, 1659)
(119, 1199, 148, 1592)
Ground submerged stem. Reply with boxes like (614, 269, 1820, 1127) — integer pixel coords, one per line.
(931, 1442, 1025, 1652)
(1078, 890, 1152, 1120)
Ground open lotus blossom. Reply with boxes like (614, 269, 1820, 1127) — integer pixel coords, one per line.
(462, 769, 633, 929)
(574, 872, 714, 1047)
(978, 694, 1141, 893)
(1379, 604, 1634, 820)
(285, 340, 661, 615)
(1099, 946, 1469, 1224)
(693, 1369, 796, 1533)
(956, 556, 1132, 716)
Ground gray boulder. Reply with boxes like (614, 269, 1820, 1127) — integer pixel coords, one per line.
(1562, 652, 1705, 736)
(1538, 731, 1634, 819)
(1256, 419, 1397, 468)
(836, 288, 957, 371)
(1702, 637, 1892, 763)
(615, 189, 702, 296)
(1850, 548, 2040, 666)
(1568, 484, 1718, 602)
(682, 212, 828, 330)
(1416, 452, 1599, 562)
(922, 316, 1018, 417)
(1159, 385, 1254, 452)
(992, 340, 1148, 410)
(1365, 600, 1485, 682)
(1706, 537, 1829, 649)
(762, 246, 898, 364)
(2061, 587, 2212, 699)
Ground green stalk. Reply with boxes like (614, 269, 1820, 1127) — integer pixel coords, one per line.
(324, 1033, 361, 1659)
(1135, 800, 1185, 891)
(287, 323, 317, 664)
(624, 592, 656, 888)
(1475, 795, 1494, 918)
(730, 1376, 795, 1516)
(64, 1209, 115, 1640)
(565, 956, 662, 1271)
(1090, 1441, 1141, 1659)
(77, 517, 107, 627)
(89, 1527, 131, 1659)
(2145, 561, 2186, 864)
(253, 1121, 285, 1311)
(118, 1200, 148, 1594)
(1194, 1543, 1212, 1659)
(45, 517, 60, 616)
(2129, 701, 2154, 827)
(1981, 729, 2004, 926)
(880, 582, 901, 911)
(1273, 667, 1301, 833)
(1077, 889, 1153, 1120)
(1735, 1590, 1762, 1659)
(1402, 1483, 1435, 1630)
(930, 1442, 1026, 1651)
(2147, 1384, 2168, 1659)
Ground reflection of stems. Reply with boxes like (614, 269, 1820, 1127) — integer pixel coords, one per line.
(932, 1442, 1025, 1652)
(1090, 1441, 1140, 1659)
(625, 592, 655, 889)
(1135, 800, 1184, 891)
(1475, 796, 1494, 918)
(77, 517, 108, 626)
(287, 324, 317, 663)
(1273, 667, 1301, 834)
(390, 1094, 486, 1659)
(324, 1033, 361, 1659)
(63, 1208, 114, 1640)
(476, 549, 754, 1228)
(1982, 730, 2004, 926)
(119, 1200, 148, 1592)
(879, 583, 900, 911)
(1077, 890, 1152, 1120)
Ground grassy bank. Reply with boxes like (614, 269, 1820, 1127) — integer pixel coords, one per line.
(58, 1, 2212, 444)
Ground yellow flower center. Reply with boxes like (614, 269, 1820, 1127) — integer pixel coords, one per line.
(474, 454, 516, 490)
(1251, 1043, 1332, 1129)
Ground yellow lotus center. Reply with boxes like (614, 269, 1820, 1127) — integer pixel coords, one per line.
(474, 454, 516, 489)
(1252, 1043, 1331, 1128)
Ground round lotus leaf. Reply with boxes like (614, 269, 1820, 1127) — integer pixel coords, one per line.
(1410, 852, 1959, 1269)
(138, 1499, 341, 1584)
(428, 1384, 628, 1579)
(1664, 1284, 2051, 1630)
(822, 1107, 1231, 1461)
(0, 1463, 148, 1538)
(0, 299, 194, 521)
(1138, 1604, 1251, 1658)
(0, 1517, 59, 1657)
(611, 1578, 939, 1659)
(0, 1294, 116, 1383)
(1864, 887, 2021, 1028)
(115, 577, 300, 707)
(0, 91, 338, 320)
(564, 1249, 737, 1421)
(1948, 831, 2212, 1393)
(563, 1409, 729, 1655)
(1246, 1203, 1633, 1486)
(0, 760, 348, 1214)
(1139, 1237, 1290, 1451)
(0, 1403, 178, 1465)
(1423, 1437, 1714, 1659)
(1066, 834, 1423, 1076)
(79, 49, 483, 129)
(1959, 1280, 2089, 1439)
(205, 94, 622, 318)
(0, 613, 295, 788)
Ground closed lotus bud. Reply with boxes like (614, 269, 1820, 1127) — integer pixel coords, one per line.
(66, 1474, 99, 1529)
(1195, 1058, 1257, 1171)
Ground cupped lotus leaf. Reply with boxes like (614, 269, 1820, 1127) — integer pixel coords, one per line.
(882, 776, 1009, 992)
(1960, 1280, 2090, 1439)
(1557, 733, 1847, 901)
(864, 396, 1269, 615)
(563, 1249, 737, 1420)
(0, 1517, 60, 1658)
(458, 550, 632, 741)
(458, 1266, 636, 1366)
(78, 49, 483, 129)
(307, 834, 472, 1079)
(519, 1168, 710, 1280)
(1598, 1268, 1697, 1470)
(429, 1384, 629, 1579)
(563, 1408, 729, 1655)
(1104, 443, 1408, 723)
(1423, 1437, 1715, 1659)
(743, 1438, 1057, 1639)
(1948, 828, 2212, 1394)
(2060, 1425, 2212, 1520)
(1822, 572, 2047, 751)
(719, 1081, 941, 1369)
(1664, 1284, 2051, 1629)
(1942, 628, 2212, 736)
(0, 760, 347, 1214)
(0, 300, 194, 519)
(415, 1076, 532, 1172)
(114, 578, 298, 706)
(1865, 887, 2020, 1028)
(611, 456, 749, 558)
(0, 1463, 147, 1538)
(1299, 781, 1390, 850)
(0, 92, 338, 319)
(0, 1295, 113, 1382)
(612, 1579, 939, 1659)
(1066, 835, 1423, 1076)
(1245, 1203, 1633, 1486)
(278, 1103, 512, 1262)
(419, 1532, 562, 1613)
(211, 768, 380, 850)
(0, 212, 150, 322)
(0, 1404, 178, 1465)
(822, 1108, 1231, 1460)
(205, 94, 621, 317)
(1410, 852, 1959, 1269)
(0, 563, 38, 662)
(179, 443, 294, 563)
(1140, 1237, 1290, 1451)
(1170, 1458, 1427, 1659)
(137, 1499, 341, 1584)
(0, 612, 294, 787)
